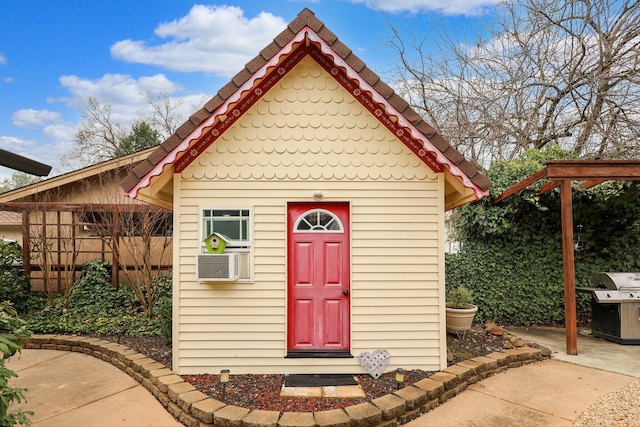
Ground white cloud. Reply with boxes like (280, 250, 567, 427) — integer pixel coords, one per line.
(60, 73, 177, 105)
(0, 53, 9, 83)
(46, 95, 71, 104)
(350, 0, 500, 15)
(138, 74, 179, 94)
(43, 122, 77, 143)
(57, 72, 211, 135)
(169, 93, 212, 121)
(12, 109, 63, 129)
(110, 5, 287, 75)
(59, 73, 180, 123)
(0, 136, 29, 150)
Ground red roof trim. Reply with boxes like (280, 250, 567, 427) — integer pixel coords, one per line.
(305, 45, 443, 174)
(125, 27, 488, 200)
(125, 30, 310, 199)
(305, 32, 486, 197)
(173, 44, 308, 174)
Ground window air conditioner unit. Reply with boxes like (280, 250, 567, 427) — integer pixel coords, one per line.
(196, 253, 240, 281)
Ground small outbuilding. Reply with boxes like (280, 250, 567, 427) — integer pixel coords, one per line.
(0, 148, 172, 292)
(122, 8, 490, 375)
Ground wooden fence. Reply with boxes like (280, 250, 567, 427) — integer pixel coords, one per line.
(0, 202, 172, 293)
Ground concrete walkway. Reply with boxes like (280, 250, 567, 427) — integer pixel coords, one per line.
(407, 327, 639, 426)
(406, 358, 634, 426)
(7, 328, 639, 426)
(7, 349, 181, 427)
(511, 326, 640, 377)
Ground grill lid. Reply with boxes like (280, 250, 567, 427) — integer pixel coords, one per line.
(591, 272, 640, 290)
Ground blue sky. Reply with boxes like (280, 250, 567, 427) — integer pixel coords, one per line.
(0, 0, 499, 181)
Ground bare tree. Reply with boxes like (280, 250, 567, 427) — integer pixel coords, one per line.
(143, 92, 184, 139)
(65, 96, 127, 169)
(0, 172, 42, 193)
(118, 207, 172, 317)
(81, 171, 172, 317)
(64, 94, 186, 169)
(14, 165, 171, 314)
(390, 0, 640, 167)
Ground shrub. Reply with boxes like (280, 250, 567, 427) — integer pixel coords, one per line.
(69, 260, 136, 313)
(152, 273, 172, 344)
(0, 302, 33, 427)
(26, 260, 169, 337)
(446, 285, 475, 309)
(0, 241, 31, 315)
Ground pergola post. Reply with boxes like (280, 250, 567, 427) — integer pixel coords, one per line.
(494, 160, 640, 356)
(111, 209, 120, 289)
(560, 180, 577, 355)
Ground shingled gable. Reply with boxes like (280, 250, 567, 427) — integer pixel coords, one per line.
(122, 8, 490, 208)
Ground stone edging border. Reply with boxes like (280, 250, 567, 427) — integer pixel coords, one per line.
(25, 335, 550, 427)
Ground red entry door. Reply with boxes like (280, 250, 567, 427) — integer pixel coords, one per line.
(287, 202, 350, 352)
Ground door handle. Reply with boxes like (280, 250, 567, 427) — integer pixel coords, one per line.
(342, 289, 349, 295)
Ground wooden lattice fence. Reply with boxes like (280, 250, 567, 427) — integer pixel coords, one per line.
(0, 202, 172, 294)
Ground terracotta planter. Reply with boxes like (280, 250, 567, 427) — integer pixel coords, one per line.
(445, 304, 478, 334)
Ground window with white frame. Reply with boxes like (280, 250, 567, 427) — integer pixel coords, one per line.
(201, 208, 252, 280)
(293, 209, 344, 233)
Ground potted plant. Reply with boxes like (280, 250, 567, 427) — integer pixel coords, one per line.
(445, 285, 478, 336)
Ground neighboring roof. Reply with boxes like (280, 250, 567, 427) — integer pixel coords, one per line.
(0, 148, 52, 176)
(122, 8, 490, 207)
(0, 211, 20, 224)
(0, 147, 157, 202)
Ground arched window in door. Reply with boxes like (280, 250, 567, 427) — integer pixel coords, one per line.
(293, 209, 344, 233)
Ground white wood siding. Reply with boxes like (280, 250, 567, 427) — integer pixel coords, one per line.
(173, 56, 446, 374)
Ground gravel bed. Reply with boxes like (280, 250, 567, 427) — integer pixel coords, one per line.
(182, 369, 432, 412)
(574, 378, 640, 427)
(180, 327, 507, 412)
(93, 327, 504, 412)
(95, 329, 639, 423)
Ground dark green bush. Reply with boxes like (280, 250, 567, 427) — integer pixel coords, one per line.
(0, 241, 32, 314)
(26, 260, 171, 337)
(0, 302, 33, 426)
(152, 273, 172, 344)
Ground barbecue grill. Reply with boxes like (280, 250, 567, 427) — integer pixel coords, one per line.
(577, 272, 640, 344)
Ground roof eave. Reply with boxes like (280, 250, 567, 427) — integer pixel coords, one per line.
(1, 147, 156, 203)
(125, 26, 489, 203)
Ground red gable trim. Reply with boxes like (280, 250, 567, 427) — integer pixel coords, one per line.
(172, 38, 444, 175)
(126, 27, 487, 200)
(307, 29, 485, 197)
(307, 46, 443, 174)
(174, 45, 307, 173)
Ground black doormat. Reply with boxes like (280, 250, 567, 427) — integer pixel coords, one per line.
(284, 374, 358, 387)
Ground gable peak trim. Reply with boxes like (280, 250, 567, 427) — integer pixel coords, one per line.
(125, 24, 488, 201)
